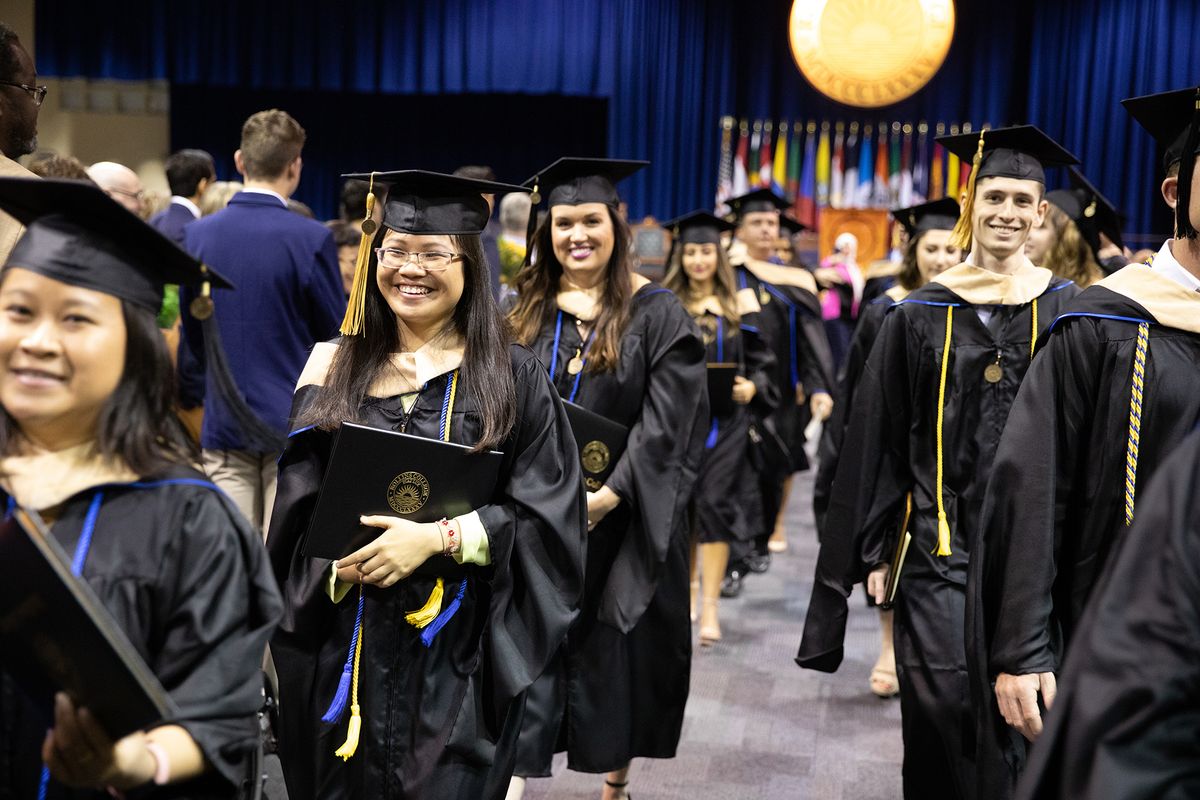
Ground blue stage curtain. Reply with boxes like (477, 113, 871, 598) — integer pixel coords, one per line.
(1025, 0, 1200, 243)
(32, 0, 1197, 233)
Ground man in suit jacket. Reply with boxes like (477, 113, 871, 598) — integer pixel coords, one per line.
(179, 109, 345, 533)
(0, 23, 42, 264)
(150, 148, 215, 246)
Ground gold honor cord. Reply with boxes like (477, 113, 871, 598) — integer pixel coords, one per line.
(934, 305, 954, 556)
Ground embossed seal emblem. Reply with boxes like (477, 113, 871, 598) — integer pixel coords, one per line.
(580, 440, 611, 476)
(788, 0, 955, 108)
(387, 471, 430, 514)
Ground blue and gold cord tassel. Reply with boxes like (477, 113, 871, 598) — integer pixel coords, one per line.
(1124, 323, 1149, 526)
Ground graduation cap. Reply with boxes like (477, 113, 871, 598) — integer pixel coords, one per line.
(1046, 169, 1125, 258)
(778, 214, 808, 235)
(336, 170, 530, 336)
(727, 188, 790, 220)
(0, 178, 281, 451)
(891, 197, 960, 239)
(935, 125, 1079, 250)
(519, 158, 648, 267)
(0, 177, 231, 312)
(1122, 86, 1200, 239)
(661, 210, 735, 245)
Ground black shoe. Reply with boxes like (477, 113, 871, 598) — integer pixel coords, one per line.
(720, 568, 745, 598)
(746, 551, 772, 574)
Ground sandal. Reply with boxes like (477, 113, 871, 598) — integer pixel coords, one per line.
(869, 665, 899, 698)
(698, 598, 721, 648)
(605, 779, 631, 799)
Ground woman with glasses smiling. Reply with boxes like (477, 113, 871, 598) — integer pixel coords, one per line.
(266, 170, 586, 800)
(506, 159, 707, 800)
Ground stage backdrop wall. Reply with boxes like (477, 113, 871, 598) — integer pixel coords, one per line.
(33, 0, 1200, 234)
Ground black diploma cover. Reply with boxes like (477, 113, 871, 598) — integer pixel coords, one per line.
(706, 362, 738, 417)
(563, 401, 630, 492)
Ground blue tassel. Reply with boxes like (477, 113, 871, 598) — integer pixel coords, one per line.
(419, 580, 468, 647)
(704, 419, 719, 450)
(321, 667, 352, 723)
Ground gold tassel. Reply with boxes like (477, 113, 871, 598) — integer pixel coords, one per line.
(949, 130, 986, 252)
(339, 173, 378, 336)
(404, 577, 444, 628)
(934, 306, 954, 557)
(334, 704, 362, 760)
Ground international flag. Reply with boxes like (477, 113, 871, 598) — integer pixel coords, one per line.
(888, 122, 902, 206)
(759, 122, 774, 190)
(796, 121, 817, 227)
(772, 123, 788, 196)
(911, 121, 929, 203)
(899, 123, 914, 207)
(855, 124, 874, 208)
(946, 125, 961, 200)
(786, 122, 802, 203)
(842, 122, 859, 208)
(872, 124, 890, 207)
(715, 116, 735, 211)
(732, 120, 750, 197)
(748, 121, 762, 189)
(930, 123, 946, 199)
(815, 122, 831, 207)
(830, 122, 845, 209)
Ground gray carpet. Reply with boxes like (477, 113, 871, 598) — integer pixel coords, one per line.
(523, 471, 904, 799)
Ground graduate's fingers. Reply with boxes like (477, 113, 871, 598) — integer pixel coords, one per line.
(52, 693, 86, 757)
(339, 540, 381, 567)
(1040, 672, 1057, 712)
(335, 563, 364, 584)
(360, 514, 399, 530)
(375, 570, 402, 589)
(73, 706, 114, 758)
(1015, 686, 1043, 741)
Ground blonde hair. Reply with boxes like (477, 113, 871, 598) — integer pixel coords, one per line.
(1041, 203, 1103, 287)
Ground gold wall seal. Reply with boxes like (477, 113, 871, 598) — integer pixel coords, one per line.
(387, 471, 430, 514)
(788, 0, 955, 108)
(580, 440, 611, 476)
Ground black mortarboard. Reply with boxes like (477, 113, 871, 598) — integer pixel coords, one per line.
(336, 170, 530, 335)
(1122, 86, 1200, 238)
(935, 125, 1078, 250)
(341, 170, 528, 236)
(522, 157, 647, 209)
(1066, 167, 1124, 251)
(661, 210, 735, 245)
(778, 214, 808, 235)
(0, 178, 231, 312)
(727, 188, 790, 219)
(891, 197, 960, 239)
(936, 125, 1078, 185)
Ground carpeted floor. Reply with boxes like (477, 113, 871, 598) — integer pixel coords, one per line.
(522, 470, 904, 799)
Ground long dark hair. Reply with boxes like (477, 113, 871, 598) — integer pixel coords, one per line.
(662, 242, 740, 323)
(0, 299, 198, 475)
(297, 228, 516, 451)
(507, 205, 635, 372)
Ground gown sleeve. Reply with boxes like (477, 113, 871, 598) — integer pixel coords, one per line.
(602, 299, 708, 632)
(741, 319, 779, 416)
(1014, 432, 1200, 800)
(472, 351, 587, 721)
(982, 319, 1100, 678)
(796, 306, 915, 671)
(154, 487, 284, 788)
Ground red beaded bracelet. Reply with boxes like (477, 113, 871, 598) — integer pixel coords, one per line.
(437, 518, 460, 557)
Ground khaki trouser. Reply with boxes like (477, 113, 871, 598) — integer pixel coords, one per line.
(202, 449, 280, 537)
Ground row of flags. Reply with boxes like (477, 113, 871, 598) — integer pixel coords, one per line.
(714, 117, 980, 227)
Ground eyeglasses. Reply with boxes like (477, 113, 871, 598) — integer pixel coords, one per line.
(106, 187, 146, 202)
(374, 248, 462, 271)
(0, 81, 48, 107)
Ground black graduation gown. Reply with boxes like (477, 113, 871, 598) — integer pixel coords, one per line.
(733, 263, 834, 476)
(969, 271, 1200, 800)
(515, 283, 707, 775)
(689, 308, 778, 544)
(1014, 427, 1200, 800)
(267, 345, 586, 800)
(796, 268, 1079, 800)
(813, 291, 902, 537)
(0, 467, 283, 800)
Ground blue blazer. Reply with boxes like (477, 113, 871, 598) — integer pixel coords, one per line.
(179, 191, 345, 450)
(149, 200, 197, 248)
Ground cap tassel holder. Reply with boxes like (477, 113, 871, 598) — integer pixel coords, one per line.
(340, 174, 378, 336)
(949, 131, 986, 252)
(1174, 89, 1200, 239)
(933, 305, 954, 557)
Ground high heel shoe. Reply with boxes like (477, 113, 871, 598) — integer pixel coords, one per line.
(605, 779, 632, 799)
(698, 598, 721, 647)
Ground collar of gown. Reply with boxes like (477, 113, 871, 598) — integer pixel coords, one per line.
(1, 440, 139, 511)
(931, 259, 1053, 305)
(298, 330, 466, 398)
(1099, 261, 1200, 335)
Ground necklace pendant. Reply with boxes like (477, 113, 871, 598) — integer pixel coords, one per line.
(984, 363, 1003, 383)
(567, 356, 584, 375)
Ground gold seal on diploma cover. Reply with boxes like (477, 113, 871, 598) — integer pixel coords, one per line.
(581, 440, 611, 476)
(788, 0, 955, 108)
(387, 471, 430, 514)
